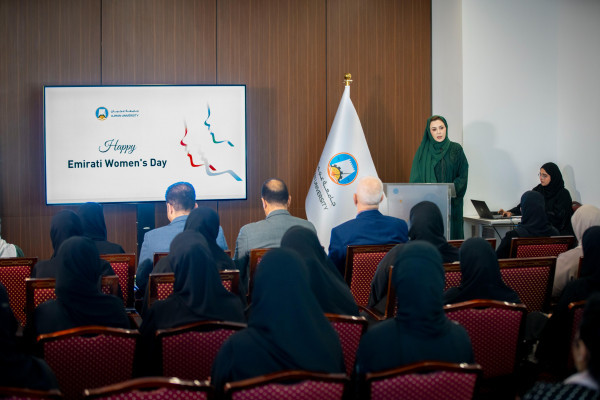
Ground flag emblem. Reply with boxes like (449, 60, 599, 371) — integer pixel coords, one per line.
(327, 153, 358, 185)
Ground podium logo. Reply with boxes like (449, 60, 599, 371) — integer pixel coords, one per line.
(327, 153, 358, 185)
(96, 107, 109, 120)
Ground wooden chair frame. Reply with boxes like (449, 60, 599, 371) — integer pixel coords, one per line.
(223, 370, 349, 400)
(361, 265, 396, 321)
(100, 253, 136, 308)
(219, 269, 240, 295)
(365, 361, 482, 400)
(37, 325, 140, 344)
(147, 272, 175, 309)
(0, 386, 62, 399)
(248, 248, 271, 300)
(508, 235, 574, 258)
(325, 313, 368, 375)
(567, 300, 586, 371)
(83, 377, 213, 399)
(153, 252, 168, 267)
(448, 238, 496, 249)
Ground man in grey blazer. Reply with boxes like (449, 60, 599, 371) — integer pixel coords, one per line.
(233, 178, 316, 284)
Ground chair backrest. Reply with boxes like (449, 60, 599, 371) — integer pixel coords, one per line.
(444, 300, 527, 379)
(153, 252, 168, 267)
(83, 377, 213, 400)
(0, 386, 63, 399)
(0, 257, 37, 326)
(38, 326, 140, 400)
(99, 254, 136, 308)
(365, 361, 482, 400)
(147, 273, 175, 308)
(219, 269, 240, 295)
(26, 277, 121, 319)
(325, 313, 368, 375)
(498, 257, 556, 312)
(443, 263, 462, 291)
(567, 300, 586, 371)
(156, 320, 247, 381)
(447, 238, 496, 249)
(147, 271, 240, 309)
(509, 236, 574, 258)
(248, 248, 271, 300)
(344, 244, 396, 308)
(223, 370, 349, 400)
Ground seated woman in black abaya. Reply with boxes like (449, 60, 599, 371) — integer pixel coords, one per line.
(499, 162, 573, 235)
(496, 190, 559, 259)
(211, 248, 344, 396)
(444, 237, 520, 304)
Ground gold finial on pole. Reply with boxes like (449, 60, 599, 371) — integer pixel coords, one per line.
(344, 73, 352, 86)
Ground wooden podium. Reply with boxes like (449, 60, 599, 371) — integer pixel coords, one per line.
(384, 183, 456, 239)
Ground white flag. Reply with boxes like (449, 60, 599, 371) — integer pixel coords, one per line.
(305, 85, 384, 252)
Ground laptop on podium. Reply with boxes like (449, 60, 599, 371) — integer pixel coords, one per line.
(471, 199, 511, 219)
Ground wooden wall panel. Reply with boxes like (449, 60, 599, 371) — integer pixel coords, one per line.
(216, 0, 327, 248)
(327, 0, 431, 183)
(0, 0, 430, 258)
(0, 0, 101, 259)
(101, 0, 218, 250)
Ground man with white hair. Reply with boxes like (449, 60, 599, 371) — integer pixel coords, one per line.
(327, 176, 408, 275)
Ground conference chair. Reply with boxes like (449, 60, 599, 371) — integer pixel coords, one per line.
(156, 320, 247, 381)
(0, 257, 37, 326)
(248, 248, 271, 301)
(364, 361, 482, 400)
(99, 254, 136, 308)
(25, 276, 120, 320)
(443, 257, 556, 313)
(448, 238, 496, 249)
(154, 251, 231, 267)
(83, 377, 213, 400)
(325, 313, 369, 375)
(344, 244, 396, 308)
(361, 266, 397, 321)
(508, 236, 574, 258)
(567, 300, 586, 371)
(147, 271, 240, 309)
(444, 300, 527, 380)
(223, 370, 349, 400)
(0, 386, 62, 399)
(38, 326, 140, 400)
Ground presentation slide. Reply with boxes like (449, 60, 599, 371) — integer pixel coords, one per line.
(44, 85, 247, 204)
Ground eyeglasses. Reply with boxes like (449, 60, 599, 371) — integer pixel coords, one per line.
(538, 173, 549, 179)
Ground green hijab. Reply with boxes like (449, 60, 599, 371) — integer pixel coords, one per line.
(409, 115, 451, 183)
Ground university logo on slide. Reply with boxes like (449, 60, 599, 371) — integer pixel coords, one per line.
(96, 107, 109, 120)
(327, 152, 358, 185)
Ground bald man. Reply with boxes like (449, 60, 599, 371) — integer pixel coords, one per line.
(328, 176, 408, 276)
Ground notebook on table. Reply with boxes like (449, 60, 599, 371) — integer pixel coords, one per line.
(471, 199, 513, 219)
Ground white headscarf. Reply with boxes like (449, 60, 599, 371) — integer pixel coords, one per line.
(0, 238, 17, 258)
(572, 205, 600, 246)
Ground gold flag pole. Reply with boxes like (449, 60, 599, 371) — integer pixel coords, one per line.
(344, 73, 352, 86)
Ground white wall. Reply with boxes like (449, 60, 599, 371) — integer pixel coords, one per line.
(432, 0, 600, 238)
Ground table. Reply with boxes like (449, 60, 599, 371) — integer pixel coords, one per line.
(463, 216, 521, 247)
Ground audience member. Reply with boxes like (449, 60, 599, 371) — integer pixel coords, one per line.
(524, 293, 600, 399)
(0, 283, 58, 390)
(29, 236, 129, 336)
(554, 205, 600, 296)
(211, 248, 344, 396)
(32, 210, 115, 278)
(233, 178, 316, 286)
(138, 231, 245, 376)
(537, 226, 600, 373)
(327, 176, 408, 275)
(281, 226, 359, 316)
(444, 237, 521, 304)
(496, 191, 559, 259)
(499, 162, 573, 235)
(0, 217, 24, 257)
(356, 241, 473, 375)
(136, 182, 228, 297)
(77, 202, 125, 254)
(407, 201, 459, 262)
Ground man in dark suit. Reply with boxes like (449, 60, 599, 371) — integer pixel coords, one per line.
(327, 176, 408, 275)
